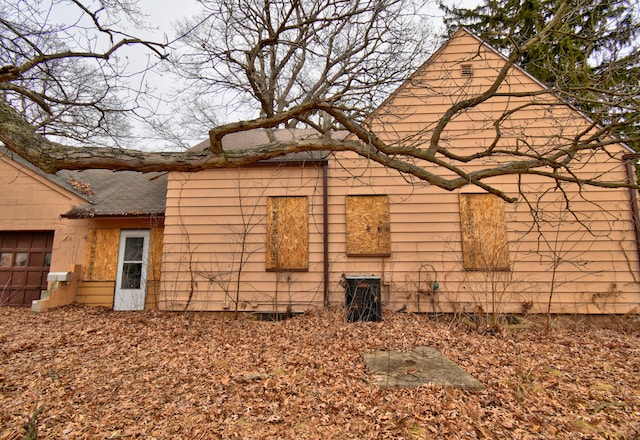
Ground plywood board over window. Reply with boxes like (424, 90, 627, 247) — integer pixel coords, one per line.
(346, 195, 391, 257)
(459, 194, 510, 271)
(266, 196, 309, 271)
(84, 228, 120, 280)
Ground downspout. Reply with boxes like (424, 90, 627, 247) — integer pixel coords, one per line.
(323, 161, 330, 308)
(625, 160, 640, 273)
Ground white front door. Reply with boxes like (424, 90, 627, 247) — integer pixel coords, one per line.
(114, 230, 150, 311)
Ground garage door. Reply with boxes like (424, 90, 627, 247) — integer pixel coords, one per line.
(0, 231, 54, 306)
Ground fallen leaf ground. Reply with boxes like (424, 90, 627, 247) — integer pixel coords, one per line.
(1, 305, 638, 439)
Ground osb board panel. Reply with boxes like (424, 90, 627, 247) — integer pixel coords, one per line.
(145, 280, 159, 310)
(266, 197, 308, 271)
(459, 194, 509, 271)
(149, 227, 164, 281)
(83, 228, 120, 281)
(346, 195, 391, 257)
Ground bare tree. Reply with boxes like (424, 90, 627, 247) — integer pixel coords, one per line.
(0, 0, 166, 147)
(169, 0, 431, 122)
(0, 0, 638, 203)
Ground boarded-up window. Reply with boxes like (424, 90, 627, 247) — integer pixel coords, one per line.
(459, 194, 509, 271)
(346, 195, 391, 257)
(84, 228, 120, 280)
(266, 197, 308, 271)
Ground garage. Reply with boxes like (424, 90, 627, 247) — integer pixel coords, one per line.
(0, 231, 54, 306)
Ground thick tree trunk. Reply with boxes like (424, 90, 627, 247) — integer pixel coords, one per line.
(0, 100, 341, 173)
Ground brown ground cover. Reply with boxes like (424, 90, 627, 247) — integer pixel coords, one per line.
(1, 305, 638, 439)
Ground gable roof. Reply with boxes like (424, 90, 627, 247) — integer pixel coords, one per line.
(0, 145, 167, 219)
(371, 27, 634, 153)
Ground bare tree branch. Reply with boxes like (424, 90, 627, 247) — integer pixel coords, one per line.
(0, 0, 167, 147)
(0, 0, 638, 205)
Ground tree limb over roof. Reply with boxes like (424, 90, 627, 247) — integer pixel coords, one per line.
(0, 1, 638, 204)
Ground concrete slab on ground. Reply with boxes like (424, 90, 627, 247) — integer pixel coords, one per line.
(364, 346, 485, 390)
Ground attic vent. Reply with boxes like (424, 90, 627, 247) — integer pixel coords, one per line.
(461, 64, 473, 77)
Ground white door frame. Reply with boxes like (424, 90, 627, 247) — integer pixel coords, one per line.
(114, 229, 150, 311)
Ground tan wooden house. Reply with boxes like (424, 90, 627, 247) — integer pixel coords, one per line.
(1, 28, 639, 316)
(159, 28, 640, 316)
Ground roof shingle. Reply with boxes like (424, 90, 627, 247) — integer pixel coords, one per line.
(58, 169, 168, 218)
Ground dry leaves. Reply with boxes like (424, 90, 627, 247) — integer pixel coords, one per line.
(0, 305, 638, 439)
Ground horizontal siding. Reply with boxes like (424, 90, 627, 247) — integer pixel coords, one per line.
(76, 281, 115, 307)
(76, 280, 159, 310)
(325, 150, 639, 314)
(160, 165, 327, 312)
(160, 154, 640, 314)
